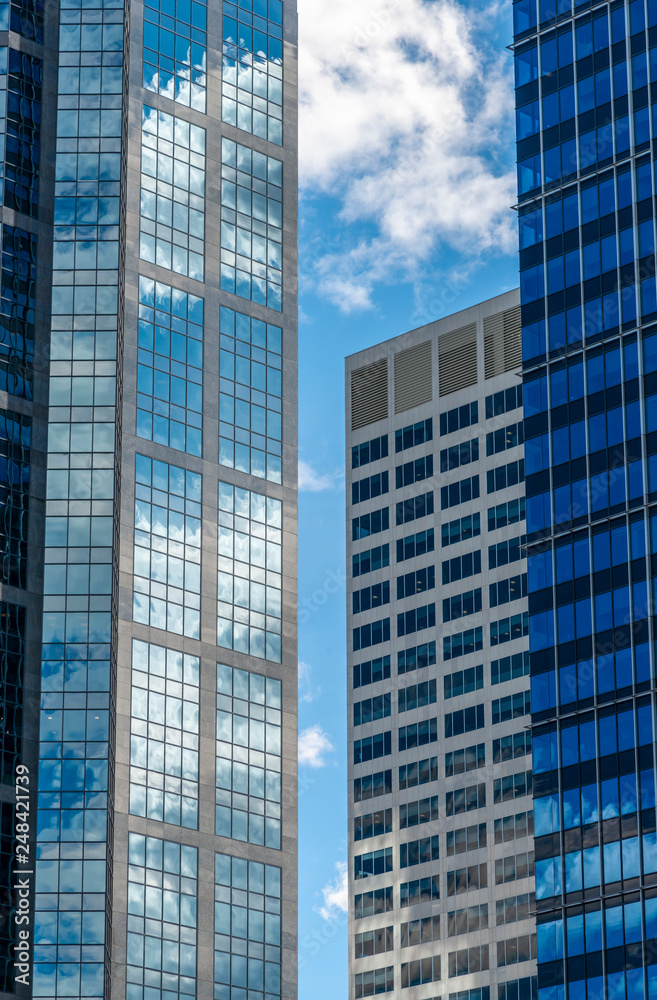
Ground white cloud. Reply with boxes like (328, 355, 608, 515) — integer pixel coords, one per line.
(299, 660, 321, 703)
(298, 459, 340, 492)
(316, 861, 349, 922)
(299, 724, 335, 767)
(298, 0, 516, 311)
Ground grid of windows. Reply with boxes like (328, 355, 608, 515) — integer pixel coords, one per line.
(353, 655, 390, 689)
(447, 904, 488, 936)
(443, 626, 483, 660)
(440, 437, 478, 472)
(1, 48, 42, 216)
(220, 138, 282, 310)
(353, 507, 389, 540)
(133, 455, 202, 639)
(129, 639, 199, 829)
(216, 662, 282, 849)
(486, 385, 521, 418)
(441, 473, 479, 510)
(126, 834, 198, 1000)
(214, 852, 282, 1000)
(442, 512, 480, 547)
(143, 0, 207, 111)
(444, 663, 483, 699)
(219, 306, 283, 484)
(353, 543, 389, 577)
(0, 224, 36, 399)
(398, 757, 437, 789)
(354, 886, 393, 919)
(440, 401, 477, 436)
(396, 491, 433, 525)
(222, 0, 283, 145)
(37, 1, 126, 993)
(217, 481, 282, 662)
(355, 967, 394, 998)
(0, 408, 29, 588)
(445, 743, 485, 777)
(354, 769, 392, 802)
(395, 418, 433, 453)
(491, 651, 530, 684)
(353, 470, 389, 504)
(0, 602, 23, 783)
(137, 276, 203, 457)
(354, 926, 394, 958)
(0, 0, 43, 39)
(352, 434, 388, 468)
(487, 459, 524, 494)
(397, 528, 433, 562)
(139, 105, 206, 280)
(397, 641, 436, 674)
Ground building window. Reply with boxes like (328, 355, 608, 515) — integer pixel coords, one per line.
(219, 306, 283, 484)
(217, 481, 282, 663)
(0, 225, 36, 399)
(2, 48, 42, 217)
(220, 138, 283, 311)
(216, 662, 282, 849)
(0, 408, 29, 588)
(126, 833, 198, 1000)
(143, 0, 207, 111)
(0, 602, 23, 783)
(133, 455, 202, 639)
(137, 276, 204, 457)
(222, 0, 283, 145)
(129, 639, 200, 829)
(355, 967, 394, 997)
(139, 105, 206, 281)
(214, 852, 282, 1000)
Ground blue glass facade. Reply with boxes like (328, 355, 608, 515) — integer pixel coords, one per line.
(515, 1, 657, 998)
(0, 0, 297, 994)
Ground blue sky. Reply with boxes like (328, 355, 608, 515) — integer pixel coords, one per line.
(296, 1, 520, 995)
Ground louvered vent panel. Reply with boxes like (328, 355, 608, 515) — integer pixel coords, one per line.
(351, 357, 388, 431)
(394, 341, 432, 414)
(484, 307, 522, 379)
(438, 323, 477, 396)
(503, 306, 522, 372)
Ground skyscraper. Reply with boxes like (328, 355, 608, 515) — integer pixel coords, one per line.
(0, 2, 298, 998)
(514, 0, 657, 998)
(345, 291, 538, 1000)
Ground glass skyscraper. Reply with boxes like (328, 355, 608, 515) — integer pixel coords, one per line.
(0, 1, 298, 998)
(514, 0, 657, 999)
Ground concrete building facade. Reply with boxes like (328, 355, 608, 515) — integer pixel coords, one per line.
(345, 291, 537, 1000)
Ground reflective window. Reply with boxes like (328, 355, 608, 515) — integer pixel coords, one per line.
(137, 276, 204, 457)
(214, 852, 282, 1000)
(140, 106, 206, 281)
(0, 602, 23, 783)
(133, 455, 202, 639)
(222, 0, 283, 145)
(127, 834, 198, 1000)
(0, 408, 30, 588)
(220, 138, 282, 311)
(219, 306, 282, 483)
(217, 481, 282, 662)
(216, 662, 282, 848)
(0, 225, 36, 399)
(0, 48, 42, 217)
(130, 639, 200, 829)
(143, 0, 207, 111)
